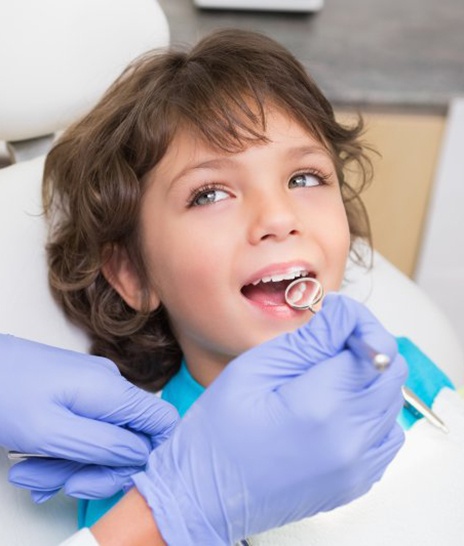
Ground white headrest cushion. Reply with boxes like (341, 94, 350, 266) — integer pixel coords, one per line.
(0, 156, 89, 351)
(0, 0, 169, 141)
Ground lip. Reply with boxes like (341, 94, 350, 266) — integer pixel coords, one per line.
(241, 261, 316, 288)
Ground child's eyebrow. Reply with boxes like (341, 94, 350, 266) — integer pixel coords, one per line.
(287, 145, 331, 160)
(168, 145, 332, 190)
(168, 158, 235, 190)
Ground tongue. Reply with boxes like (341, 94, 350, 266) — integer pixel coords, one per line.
(242, 280, 289, 306)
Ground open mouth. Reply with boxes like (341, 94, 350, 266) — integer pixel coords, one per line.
(241, 268, 314, 307)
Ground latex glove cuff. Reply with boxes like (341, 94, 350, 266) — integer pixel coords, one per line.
(132, 459, 226, 546)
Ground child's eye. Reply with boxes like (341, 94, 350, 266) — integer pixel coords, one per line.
(288, 172, 323, 189)
(189, 185, 230, 207)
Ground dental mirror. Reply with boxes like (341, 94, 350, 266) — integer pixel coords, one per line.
(284, 276, 391, 373)
(284, 277, 324, 313)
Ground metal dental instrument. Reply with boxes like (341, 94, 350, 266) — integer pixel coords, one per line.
(284, 276, 324, 314)
(7, 451, 51, 461)
(401, 385, 449, 434)
(344, 334, 391, 372)
(284, 277, 391, 371)
(284, 277, 448, 433)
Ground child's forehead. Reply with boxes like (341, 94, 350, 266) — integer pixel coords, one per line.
(146, 108, 336, 188)
(168, 105, 332, 160)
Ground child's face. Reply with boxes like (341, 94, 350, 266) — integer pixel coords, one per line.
(126, 108, 349, 385)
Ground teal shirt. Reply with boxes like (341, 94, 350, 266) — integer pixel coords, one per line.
(78, 336, 455, 528)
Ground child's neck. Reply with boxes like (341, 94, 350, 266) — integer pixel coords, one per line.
(183, 351, 232, 387)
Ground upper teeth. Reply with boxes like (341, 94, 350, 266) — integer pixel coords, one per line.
(252, 268, 309, 285)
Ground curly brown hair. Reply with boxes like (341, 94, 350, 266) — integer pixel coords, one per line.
(42, 28, 373, 391)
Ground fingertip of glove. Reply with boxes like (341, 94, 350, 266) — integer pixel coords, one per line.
(31, 490, 59, 504)
(64, 479, 97, 499)
(321, 292, 341, 307)
(322, 292, 359, 312)
(320, 293, 356, 322)
(160, 403, 181, 430)
(8, 465, 26, 487)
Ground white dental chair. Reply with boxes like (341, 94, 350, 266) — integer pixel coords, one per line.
(0, 0, 169, 163)
(1, 2, 464, 544)
(2, 155, 464, 546)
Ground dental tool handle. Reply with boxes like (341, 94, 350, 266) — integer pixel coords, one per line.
(402, 385, 449, 434)
(7, 451, 51, 460)
(346, 335, 391, 372)
(346, 336, 449, 434)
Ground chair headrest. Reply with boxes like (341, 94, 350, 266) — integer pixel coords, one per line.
(0, 0, 169, 142)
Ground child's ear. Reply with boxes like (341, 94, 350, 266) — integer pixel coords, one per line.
(101, 244, 160, 312)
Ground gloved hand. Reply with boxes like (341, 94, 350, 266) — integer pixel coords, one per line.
(0, 334, 179, 502)
(132, 294, 408, 546)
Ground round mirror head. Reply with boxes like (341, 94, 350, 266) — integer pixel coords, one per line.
(284, 277, 324, 313)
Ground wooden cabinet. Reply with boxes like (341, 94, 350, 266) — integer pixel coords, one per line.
(336, 110, 445, 277)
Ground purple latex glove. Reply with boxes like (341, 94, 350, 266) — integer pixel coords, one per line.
(132, 294, 407, 546)
(0, 334, 179, 501)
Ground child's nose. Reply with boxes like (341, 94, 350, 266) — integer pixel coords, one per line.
(247, 191, 303, 244)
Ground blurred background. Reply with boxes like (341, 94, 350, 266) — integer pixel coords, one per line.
(1, 0, 463, 339)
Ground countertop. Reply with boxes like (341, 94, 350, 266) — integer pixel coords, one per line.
(158, 0, 464, 114)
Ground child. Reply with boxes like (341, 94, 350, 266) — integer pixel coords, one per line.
(43, 28, 372, 392)
(42, 28, 457, 543)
